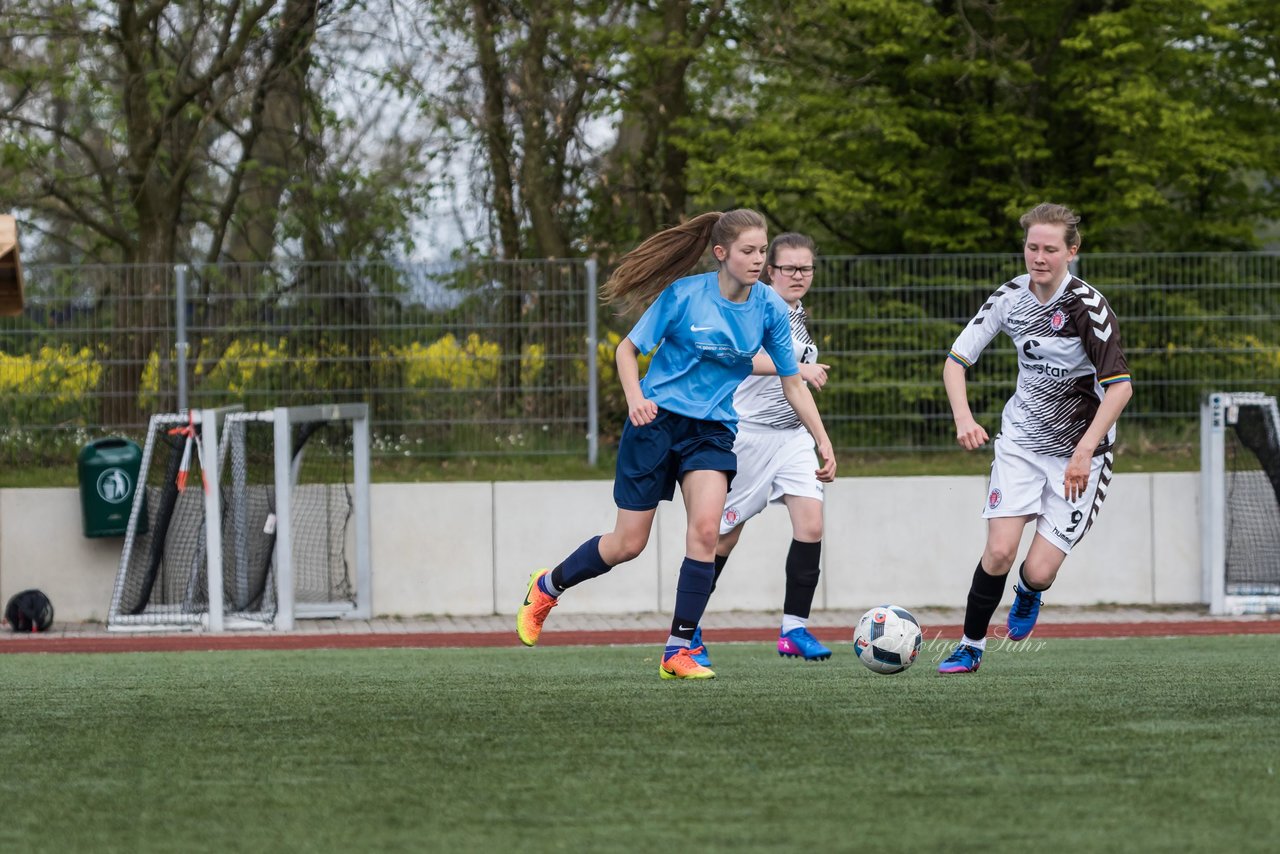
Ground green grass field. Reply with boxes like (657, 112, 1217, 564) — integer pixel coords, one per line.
(3, 637, 1277, 852)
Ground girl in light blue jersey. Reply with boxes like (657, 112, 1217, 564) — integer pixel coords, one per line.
(516, 209, 837, 679)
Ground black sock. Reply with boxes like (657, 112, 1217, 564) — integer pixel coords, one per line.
(712, 553, 728, 593)
(783, 539, 822, 619)
(963, 561, 1008, 641)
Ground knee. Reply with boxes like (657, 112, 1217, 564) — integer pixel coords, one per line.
(983, 543, 1019, 574)
(611, 531, 649, 563)
(1021, 561, 1058, 590)
(687, 518, 720, 553)
(792, 518, 823, 542)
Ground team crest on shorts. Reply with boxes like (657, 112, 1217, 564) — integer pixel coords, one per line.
(723, 507, 741, 527)
(1050, 309, 1066, 332)
(988, 488, 1002, 509)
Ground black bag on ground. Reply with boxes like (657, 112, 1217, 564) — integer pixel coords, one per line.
(4, 589, 54, 632)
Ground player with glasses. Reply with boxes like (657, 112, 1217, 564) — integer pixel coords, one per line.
(773, 263, 815, 277)
(690, 232, 837, 666)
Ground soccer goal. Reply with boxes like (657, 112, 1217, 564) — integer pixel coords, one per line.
(1201, 391, 1280, 615)
(107, 404, 372, 631)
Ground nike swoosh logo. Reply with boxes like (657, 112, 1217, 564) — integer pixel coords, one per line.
(690, 324, 713, 332)
(678, 624, 696, 632)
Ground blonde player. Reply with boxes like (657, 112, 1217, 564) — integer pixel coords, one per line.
(938, 203, 1133, 674)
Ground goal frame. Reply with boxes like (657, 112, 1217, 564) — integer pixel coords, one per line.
(108, 403, 372, 631)
(1200, 390, 1280, 615)
(108, 405, 243, 631)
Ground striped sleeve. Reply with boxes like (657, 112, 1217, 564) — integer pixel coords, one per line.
(948, 283, 1015, 368)
(1069, 281, 1131, 388)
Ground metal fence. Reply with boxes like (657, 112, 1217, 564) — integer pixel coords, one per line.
(2, 253, 1278, 467)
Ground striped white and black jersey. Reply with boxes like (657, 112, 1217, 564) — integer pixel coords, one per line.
(734, 301, 817, 430)
(949, 272, 1132, 458)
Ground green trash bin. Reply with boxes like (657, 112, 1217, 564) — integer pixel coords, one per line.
(78, 437, 147, 538)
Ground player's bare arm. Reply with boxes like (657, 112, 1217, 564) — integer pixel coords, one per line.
(1064, 381, 1134, 500)
(750, 351, 830, 390)
(943, 358, 988, 450)
(780, 373, 837, 482)
(615, 337, 657, 426)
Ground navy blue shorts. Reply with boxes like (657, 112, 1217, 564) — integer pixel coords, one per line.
(613, 410, 737, 511)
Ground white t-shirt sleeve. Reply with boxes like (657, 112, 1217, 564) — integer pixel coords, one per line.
(949, 286, 1009, 368)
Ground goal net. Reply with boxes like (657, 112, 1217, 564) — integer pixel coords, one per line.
(107, 404, 372, 631)
(1201, 391, 1280, 614)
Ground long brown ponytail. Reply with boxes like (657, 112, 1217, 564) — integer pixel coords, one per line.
(601, 209, 767, 313)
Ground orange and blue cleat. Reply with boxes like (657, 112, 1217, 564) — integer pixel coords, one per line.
(516, 569, 558, 647)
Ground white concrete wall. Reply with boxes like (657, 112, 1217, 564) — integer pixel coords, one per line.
(0, 472, 1203, 622)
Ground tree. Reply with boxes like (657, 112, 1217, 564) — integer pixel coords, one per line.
(0, 0, 437, 423)
(400, 0, 738, 261)
(683, 0, 1280, 253)
(585, 0, 731, 251)
(1056, 0, 1280, 249)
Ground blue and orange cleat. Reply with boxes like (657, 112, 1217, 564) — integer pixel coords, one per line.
(778, 627, 832, 661)
(659, 647, 716, 680)
(516, 569, 558, 647)
(1006, 583, 1043, 641)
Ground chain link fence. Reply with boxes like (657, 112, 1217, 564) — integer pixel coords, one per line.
(2, 254, 1278, 467)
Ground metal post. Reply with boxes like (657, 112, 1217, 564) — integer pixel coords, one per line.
(585, 258, 599, 466)
(175, 264, 189, 413)
(1200, 392, 1226, 614)
(273, 408, 295, 631)
(353, 408, 373, 619)
(200, 408, 224, 631)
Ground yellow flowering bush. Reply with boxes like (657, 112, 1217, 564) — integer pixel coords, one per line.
(522, 343, 546, 385)
(198, 339, 294, 394)
(0, 345, 102, 422)
(573, 330, 652, 386)
(394, 334, 502, 389)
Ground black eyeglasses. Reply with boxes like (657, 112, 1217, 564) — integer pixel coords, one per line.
(772, 265, 815, 277)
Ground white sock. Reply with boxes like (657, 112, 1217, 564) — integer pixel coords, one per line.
(781, 614, 806, 634)
(961, 635, 987, 651)
(539, 572, 562, 598)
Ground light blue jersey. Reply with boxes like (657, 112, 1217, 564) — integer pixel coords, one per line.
(627, 271, 798, 426)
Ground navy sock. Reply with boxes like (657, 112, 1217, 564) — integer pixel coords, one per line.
(548, 536, 611, 593)
(670, 556, 715, 642)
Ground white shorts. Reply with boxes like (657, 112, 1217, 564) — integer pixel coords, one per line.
(720, 425, 824, 535)
(983, 435, 1113, 555)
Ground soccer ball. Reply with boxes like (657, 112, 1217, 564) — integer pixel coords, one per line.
(853, 605, 922, 674)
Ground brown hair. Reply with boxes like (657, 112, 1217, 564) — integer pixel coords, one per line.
(1019, 202, 1082, 249)
(601, 209, 767, 313)
(762, 232, 817, 285)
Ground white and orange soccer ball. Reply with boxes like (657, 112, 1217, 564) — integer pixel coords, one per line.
(853, 605, 922, 674)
